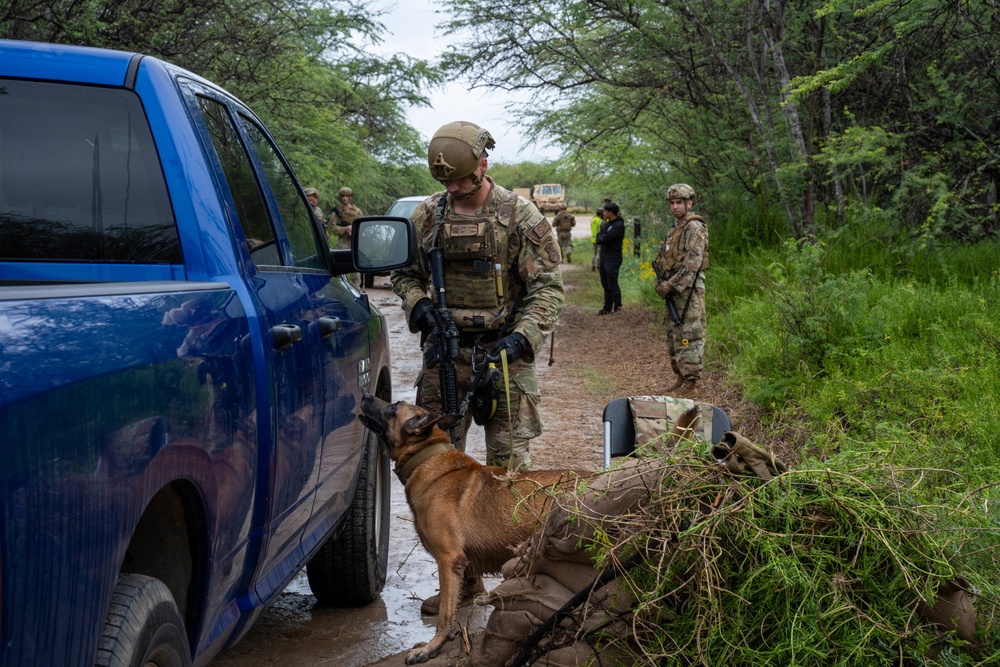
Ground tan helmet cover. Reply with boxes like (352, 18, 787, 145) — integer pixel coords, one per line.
(667, 183, 696, 200)
(338, 186, 353, 197)
(304, 187, 319, 197)
(428, 121, 496, 182)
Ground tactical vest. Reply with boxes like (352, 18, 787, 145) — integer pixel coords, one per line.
(335, 204, 361, 226)
(427, 192, 519, 332)
(555, 212, 574, 232)
(657, 213, 709, 274)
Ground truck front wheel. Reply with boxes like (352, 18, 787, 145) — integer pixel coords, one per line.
(95, 573, 192, 667)
(307, 429, 390, 606)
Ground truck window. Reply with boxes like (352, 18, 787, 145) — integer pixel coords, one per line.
(0, 79, 180, 263)
(237, 114, 325, 271)
(197, 96, 281, 267)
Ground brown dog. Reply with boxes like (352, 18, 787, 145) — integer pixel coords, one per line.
(358, 393, 591, 664)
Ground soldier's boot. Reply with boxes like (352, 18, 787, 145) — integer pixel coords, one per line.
(420, 576, 487, 616)
(665, 375, 686, 393)
(679, 379, 700, 399)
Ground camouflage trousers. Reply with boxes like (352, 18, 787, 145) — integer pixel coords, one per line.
(416, 341, 542, 470)
(664, 289, 706, 381)
(557, 232, 573, 262)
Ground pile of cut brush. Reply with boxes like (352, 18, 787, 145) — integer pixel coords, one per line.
(481, 440, 1000, 666)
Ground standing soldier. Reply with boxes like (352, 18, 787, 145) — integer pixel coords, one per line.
(304, 187, 324, 225)
(390, 120, 563, 615)
(654, 184, 708, 397)
(328, 186, 364, 287)
(552, 203, 575, 263)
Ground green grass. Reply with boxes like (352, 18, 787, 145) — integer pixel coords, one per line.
(562, 206, 1000, 663)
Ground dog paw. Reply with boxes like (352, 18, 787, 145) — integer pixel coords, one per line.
(405, 643, 436, 664)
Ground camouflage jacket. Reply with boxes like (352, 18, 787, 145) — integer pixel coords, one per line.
(390, 178, 564, 359)
(327, 203, 363, 248)
(553, 210, 575, 233)
(655, 212, 708, 295)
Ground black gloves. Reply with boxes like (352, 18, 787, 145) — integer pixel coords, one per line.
(410, 298, 437, 336)
(488, 332, 529, 363)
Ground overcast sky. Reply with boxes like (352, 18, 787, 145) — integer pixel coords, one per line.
(370, 2, 559, 164)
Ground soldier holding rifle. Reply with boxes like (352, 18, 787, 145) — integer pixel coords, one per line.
(654, 183, 709, 397)
(390, 121, 564, 474)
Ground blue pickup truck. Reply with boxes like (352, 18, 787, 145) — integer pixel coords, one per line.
(0, 40, 414, 666)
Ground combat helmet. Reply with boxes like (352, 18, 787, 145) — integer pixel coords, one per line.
(666, 183, 696, 200)
(338, 186, 353, 197)
(428, 121, 496, 198)
(304, 187, 319, 198)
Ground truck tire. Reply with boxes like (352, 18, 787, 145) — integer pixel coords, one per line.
(307, 430, 390, 606)
(95, 573, 192, 667)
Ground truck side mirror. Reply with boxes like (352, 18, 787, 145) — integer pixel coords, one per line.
(328, 216, 417, 277)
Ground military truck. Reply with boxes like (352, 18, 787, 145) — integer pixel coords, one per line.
(531, 183, 566, 212)
(512, 184, 566, 212)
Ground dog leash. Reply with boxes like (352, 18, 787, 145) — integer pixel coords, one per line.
(499, 348, 515, 471)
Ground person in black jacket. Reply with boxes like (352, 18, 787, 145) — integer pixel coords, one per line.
(595, 201, 625, 314)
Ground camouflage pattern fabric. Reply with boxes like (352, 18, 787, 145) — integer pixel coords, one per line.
(311, 205, 324, 224)
(391, 178, 564, 356)
(553, 211, 574, 262)
(553, 210, 575, 232)
(656, 212, 708, 381)
(627, 395, 719, 448)
(392, 178, 563, 469)
(327, 203, 364, 250)
(327, 202, 363, 287)
(414, 341, 541, 470)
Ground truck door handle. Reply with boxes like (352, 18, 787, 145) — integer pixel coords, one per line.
(271, 324, 302, 350)
(318, 316, 342, 339)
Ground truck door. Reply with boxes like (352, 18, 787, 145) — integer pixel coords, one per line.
(231, 113, 371, 551)
(186, 87, 327, 597)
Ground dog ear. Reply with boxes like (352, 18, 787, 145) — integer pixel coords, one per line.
(403, 411, 448, 436)
(436, 413, 460, 431)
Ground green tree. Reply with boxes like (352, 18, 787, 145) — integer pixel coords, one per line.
(437, 0, 1000, 246)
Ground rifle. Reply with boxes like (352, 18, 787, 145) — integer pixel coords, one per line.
(424, 246, 462, 416)
(653, 257, 689, 347)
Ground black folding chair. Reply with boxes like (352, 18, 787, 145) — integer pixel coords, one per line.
(602, 396, 732, 468)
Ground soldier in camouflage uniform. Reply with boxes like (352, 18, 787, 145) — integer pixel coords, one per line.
(552, 203, 575, 263)
(654, 184, 708, 397)
(390, 121, 564, 473)
(327, 186, 363, 287)
(304, 187, 324, 224)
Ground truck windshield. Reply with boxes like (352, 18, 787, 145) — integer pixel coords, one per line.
(0, 79, 180, 263)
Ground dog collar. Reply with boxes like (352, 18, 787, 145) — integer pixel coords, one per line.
(396, 443, 454, 484)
